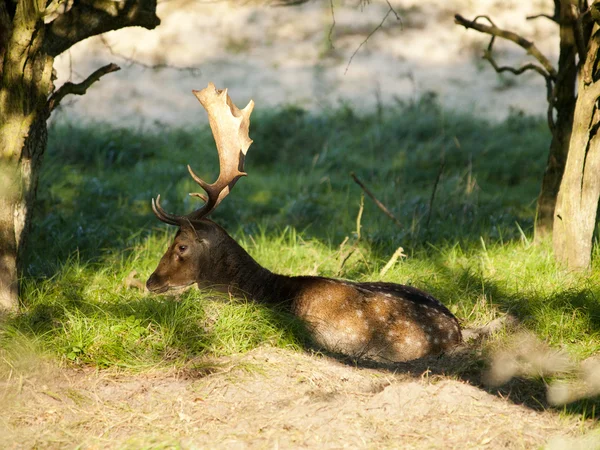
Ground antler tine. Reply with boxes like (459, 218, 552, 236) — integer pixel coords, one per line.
(184, 83, 254, 221)
(150, 83, 254, 226)
(151, 195, 182, 226)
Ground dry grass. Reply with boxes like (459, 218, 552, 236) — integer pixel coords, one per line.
(2, 344, 597, 449)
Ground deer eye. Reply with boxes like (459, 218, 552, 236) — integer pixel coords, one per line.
(178, 245, 187, 253)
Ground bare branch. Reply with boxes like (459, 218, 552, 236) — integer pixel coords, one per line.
(43, 0, 160, 57)
(386, 0, 402, 23)
(345, 1, 402, 74)
(270, 0, 311, 5)
(328, 0, 336, 49)
(350, 172, 402, 228)
(454, 13, 559, 131)
(525, 0, 562, 23)
(526, 13, 560, 23)
(99, 35, 201, 75)
(454, 14, 557, 80)
(425, 159, 444, 229)
(483, 49, 551, 78)
(48, 63, 120, 112)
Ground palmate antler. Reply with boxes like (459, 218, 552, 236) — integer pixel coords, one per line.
(152, 83, 255, 225)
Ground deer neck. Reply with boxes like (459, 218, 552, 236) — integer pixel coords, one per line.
(203, 234, 298, 306)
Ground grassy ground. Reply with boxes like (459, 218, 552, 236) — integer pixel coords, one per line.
(2, 98, 599, 417)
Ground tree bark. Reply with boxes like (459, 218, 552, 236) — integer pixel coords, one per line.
(0, 165, 19, 311)
(553, 25, 600, 270)
(0, 116, 48, 311)
(534, 0, 578, 241)
(0, 0, 160, 312)
(0, 0, 54, 312)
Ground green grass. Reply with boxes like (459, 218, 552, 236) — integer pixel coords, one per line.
(1, 98, 599, 412)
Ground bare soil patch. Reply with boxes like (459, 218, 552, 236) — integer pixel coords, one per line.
(1, 346, 595, 449)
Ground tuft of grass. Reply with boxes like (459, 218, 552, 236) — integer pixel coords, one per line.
(1, 98, 599, 414)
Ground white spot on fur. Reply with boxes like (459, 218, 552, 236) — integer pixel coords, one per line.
(356, 310, 363, 318)
(404, 337, 412, 344)
(434, 337, 439, 344)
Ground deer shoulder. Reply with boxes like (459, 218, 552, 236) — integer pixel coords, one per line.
(146, 83, 462, 362)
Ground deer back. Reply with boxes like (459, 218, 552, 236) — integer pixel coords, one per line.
(285, 277, 461, 361)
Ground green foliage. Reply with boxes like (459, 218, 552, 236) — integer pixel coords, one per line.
(2, 99, 599, 396)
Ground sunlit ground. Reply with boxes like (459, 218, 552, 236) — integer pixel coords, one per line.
(52, 0, 559, 127)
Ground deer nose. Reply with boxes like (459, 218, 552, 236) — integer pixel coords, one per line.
(146, 273, 164, 293)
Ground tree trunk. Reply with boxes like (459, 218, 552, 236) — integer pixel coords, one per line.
(0, 0, 160, 312)
(0, 164, 19, 311)
(534, 0, 578, 241)
(553, 26, 600, 270)
(0, 1, 54, 311)
(0, 119, 47, 311)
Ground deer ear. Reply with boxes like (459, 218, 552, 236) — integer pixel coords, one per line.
(180, 219, 200, 241)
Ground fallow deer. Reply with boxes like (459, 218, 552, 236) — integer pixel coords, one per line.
(146, 83, 462, 362)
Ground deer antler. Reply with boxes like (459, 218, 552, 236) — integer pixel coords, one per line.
(152, 83, 254, 225)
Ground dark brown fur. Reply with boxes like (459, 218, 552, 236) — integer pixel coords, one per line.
(147, 220, 462, 362)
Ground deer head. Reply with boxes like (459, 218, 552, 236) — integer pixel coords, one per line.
(146, 83, 254, 294)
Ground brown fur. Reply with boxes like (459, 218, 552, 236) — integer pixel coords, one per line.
(147, 220, 462, 362)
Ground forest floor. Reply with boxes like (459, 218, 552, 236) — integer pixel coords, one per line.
(2, 344, 598, 449)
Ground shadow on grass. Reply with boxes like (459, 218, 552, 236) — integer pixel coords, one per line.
(31, 101, 550, 278)
(8, 261, 599, 419)
(328, 262, 600, 418)
(13, 104, 597, 419)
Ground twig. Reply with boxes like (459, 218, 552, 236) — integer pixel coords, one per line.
(425, 160, 445, 229)
(350, 172, 402, 228)
(454, 13, 558, 131)
(337, 244, 358, 275)
(271, 0, 310, 5)
(328, 0, 336, 49)
(379, 246, 406, 277)
(355, 193, 364, 240)
(386, 0, 402, 26)
(526, 13, 559, 23)
(48, 63, 120, 112)
(345, 1, 402, 74)
(99, 35, 201, 74)
(336, 196, 364, 275)
(454, 14, 557, 79)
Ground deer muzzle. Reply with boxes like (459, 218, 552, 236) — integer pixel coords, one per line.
(146, 272, 170, 293)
